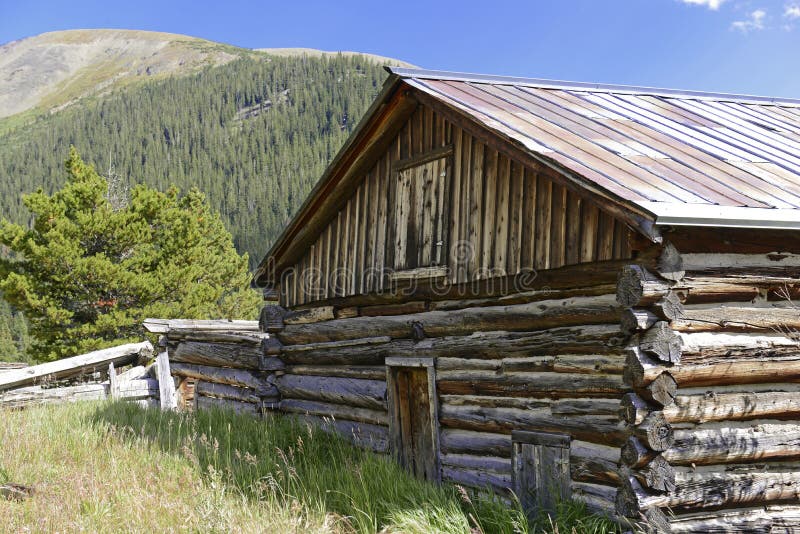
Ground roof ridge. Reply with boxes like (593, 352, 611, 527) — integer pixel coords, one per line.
(385, 67, 800, 107)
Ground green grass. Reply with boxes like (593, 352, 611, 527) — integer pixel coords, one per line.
(0, 401, 620, 533)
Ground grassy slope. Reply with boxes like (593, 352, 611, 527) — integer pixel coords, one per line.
(0, 402, 620, 533)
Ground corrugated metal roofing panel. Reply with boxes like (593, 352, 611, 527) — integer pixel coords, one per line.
(392, 68, 800, 218)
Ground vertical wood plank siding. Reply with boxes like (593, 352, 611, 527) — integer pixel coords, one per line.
(281, 105, 632, 307)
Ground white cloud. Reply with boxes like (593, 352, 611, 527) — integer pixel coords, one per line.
(680, 0, 727, 9)
(731, 9, 767, 32)
(785, 4, 800, 19)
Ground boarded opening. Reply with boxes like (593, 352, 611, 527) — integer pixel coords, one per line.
(391, 148, 452, 274)
(386, 357, 440, 481)
(512, 430, 571, 517)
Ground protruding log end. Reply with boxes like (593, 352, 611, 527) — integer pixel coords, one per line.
(615, 477, 641, 518)
(260, 305, 287, 333)
(639, 322, 682, 365)
(621, 308, 659, 335)
(635, 455, 676, 494)
(621, 436, 658, 468)
(621, 393, 654, 425)
(654, 292, 684, 322)
(617, 265, 647, 308)
(635, 412, 675, 452)
(641, 372, 678, 408)
(657, 242, 684, 283)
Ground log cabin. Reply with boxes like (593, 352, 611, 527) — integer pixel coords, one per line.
(243, 68, 800, 531)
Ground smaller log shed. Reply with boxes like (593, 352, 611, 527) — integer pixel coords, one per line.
(251, 68, 800, 531)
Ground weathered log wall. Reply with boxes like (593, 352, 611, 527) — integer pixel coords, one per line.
(617, 237, 800, 531)
(261, 263, 635, 516)
(280, 102, 634, 308)
(143, 320, 281, 416)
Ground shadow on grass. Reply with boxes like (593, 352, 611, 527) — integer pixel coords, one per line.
(88, 401, 531, 534)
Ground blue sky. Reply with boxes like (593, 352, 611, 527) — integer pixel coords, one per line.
(1, 0, 799, 97)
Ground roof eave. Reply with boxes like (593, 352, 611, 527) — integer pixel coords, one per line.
(644, 202, 800, 231)
(252, 74, 406, 288)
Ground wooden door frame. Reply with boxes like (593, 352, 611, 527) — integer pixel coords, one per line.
(385, 356, 441, 482)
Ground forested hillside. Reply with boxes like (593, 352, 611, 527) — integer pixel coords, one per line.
(0, 46, 395, 360)
(0, 54, 389, 264)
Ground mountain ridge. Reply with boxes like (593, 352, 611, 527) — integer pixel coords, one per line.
(0, 29, 412, 120)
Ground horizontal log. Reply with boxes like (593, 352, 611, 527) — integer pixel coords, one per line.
(281, 326, 627, 366)
(360, 301, 428, 317)
(169, 362, 275, 394)
(440, 430, 513, 457)
(0, 341, 152, 391)
(674, 304, 800, 333)
(297, 414, 389, 453)
(619, 468, 800, 515)
(625, 344, 800, 389)
(436, 354, 626, 374)
(283, 365, 386, 380)
(278, 294, 621, 344)
(280, 337, 393, 365)
(278, 398, 388, 426)
(143, 318, 260, 334)
(669, 504, 800, 533)
(195, 381, 261, 404)
(571, 482, 617, 516)
(437, 371, 628, 398)
(439, 395, 550, 411)
(441, 465, 511, 492)
(195, 394, 262, 417)
(284, 306, 335, 325)
(428, 284, 619, 312)
(0, 383, 107, 408)
(440, 453, 510, 473)
(666, 390, 800, 424)
(665, 423, 800, 466)
(172, 341, 266, 370)
(276, 374, 386, 410)
(115, 378, 159, 400)
(165, 330, 271, 345)
(438, 404, 627, 446)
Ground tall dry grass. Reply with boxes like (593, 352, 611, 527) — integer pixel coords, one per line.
(0, 401, 620, 533)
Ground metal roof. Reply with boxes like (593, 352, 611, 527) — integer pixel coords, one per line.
(254, 69, 800, 286)
(390, 67, 800, 229)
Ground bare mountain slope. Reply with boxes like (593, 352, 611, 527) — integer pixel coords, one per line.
(0, 29, 412, 120)
(0, 29, 245, 118)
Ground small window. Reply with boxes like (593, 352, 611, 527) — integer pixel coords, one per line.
(390, 146, 452, 280)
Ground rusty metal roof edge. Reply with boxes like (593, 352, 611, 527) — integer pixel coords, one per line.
(645, 202, 800, 230)
(386, 67, 800, 107)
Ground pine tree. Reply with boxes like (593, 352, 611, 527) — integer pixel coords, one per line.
(0, 148, 261, 361)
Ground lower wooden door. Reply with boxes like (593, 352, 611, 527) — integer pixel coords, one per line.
(387, 359, 440, 481)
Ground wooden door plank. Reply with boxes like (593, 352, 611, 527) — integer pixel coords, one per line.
(565, 192, 582, 265)
(521, 169, 537, 270)
(469, 141, 485, 279)
(534, 177, 552, 270)
(494, 154, 511, 275)
(481, 148, 498, 277)
(581, 203, 599, 263)
(449, 127, 463, 281)
(507, 161, 524, 275)
(550, 184, 567, 269)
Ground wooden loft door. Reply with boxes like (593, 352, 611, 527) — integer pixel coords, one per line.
(386, 358, 440, 481)
(390, 146, 452, 279)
